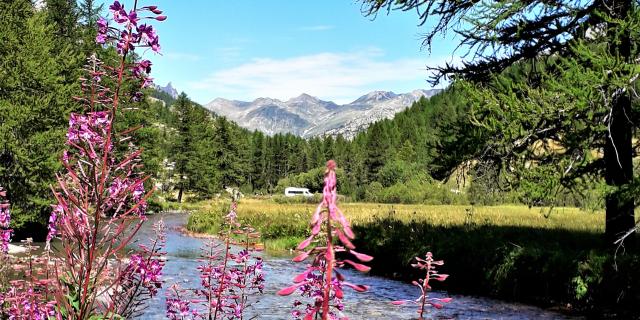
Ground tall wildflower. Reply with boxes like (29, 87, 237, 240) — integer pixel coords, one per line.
(167, 199, 265, 320)
(42, 1, 167, 318)
(278, 160, 373, 320)
(0, 187, 11, 255)
(392, 252, 451, 319)
(0, 189, 58, 319)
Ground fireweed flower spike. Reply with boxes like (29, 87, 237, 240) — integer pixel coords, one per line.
(165, 199, 265, 320)
(0, 187, 11, 255)
(0, 191, 58, 319)
(278, 160, 373, 320)
(1, 196, 57, 320)
(391, 252, 452, 319)
(39, 1, 167, 318)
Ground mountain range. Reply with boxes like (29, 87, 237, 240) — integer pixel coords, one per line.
(204, 89, 441, 138)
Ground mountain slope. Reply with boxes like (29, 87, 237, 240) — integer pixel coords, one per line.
(204, 89, 441, 138)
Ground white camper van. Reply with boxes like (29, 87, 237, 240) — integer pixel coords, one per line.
(284, 187, 313, 197)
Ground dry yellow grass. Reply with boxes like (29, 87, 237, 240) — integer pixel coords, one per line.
(194, 198, 604, 233)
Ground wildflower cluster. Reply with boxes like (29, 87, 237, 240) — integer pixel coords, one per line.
(0, 187, 11, 254)
(0, 238, 58, 320)
(97, 1, 165, 50)
(278, 160, 372, 320)
(0, 1, 171, 318)
(392, 252, 452, 319)
(166, 200, 265, 319)
(111, 220, 167, 319)
(94, 0, 164, 102)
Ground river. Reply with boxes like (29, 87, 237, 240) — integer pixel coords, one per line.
(137, 212, 575, 320)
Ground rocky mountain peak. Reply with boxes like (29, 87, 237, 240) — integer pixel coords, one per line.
(204, 89, 442, 138)
(155, 82, 179, 99)
(351, 90, 397, 104)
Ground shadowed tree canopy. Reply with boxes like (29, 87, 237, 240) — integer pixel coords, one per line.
(360, 0, 640, 246)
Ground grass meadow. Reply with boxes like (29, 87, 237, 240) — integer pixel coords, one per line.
(185, 198, 639, 317)
(187, 198, 604, 241)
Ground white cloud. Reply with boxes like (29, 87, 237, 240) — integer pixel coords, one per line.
(189, 48, 448, 103)
(300, 25, 335, 31)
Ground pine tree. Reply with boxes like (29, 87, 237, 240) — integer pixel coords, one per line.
(171, 93, 195, 203)
(0, 0, 78, 233)
(214, 116, 248, 188)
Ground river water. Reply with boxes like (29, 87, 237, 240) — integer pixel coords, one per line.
(138, 212, 575, 320)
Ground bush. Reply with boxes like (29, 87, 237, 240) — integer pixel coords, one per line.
(186, 207, 224, 234)
(364, 182, 383, 202)
(377, 160, 413, 187)
(379, 183, 422, 204)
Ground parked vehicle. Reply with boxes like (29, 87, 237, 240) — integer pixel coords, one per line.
(284, 187, 313, 197)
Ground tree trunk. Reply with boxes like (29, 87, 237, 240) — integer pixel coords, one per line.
(603, 96, 635, 246)
(604, 0, 635, 247)
(177, 183, 183, 203)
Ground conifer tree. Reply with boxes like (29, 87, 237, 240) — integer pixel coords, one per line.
(0, 0, 78, 233)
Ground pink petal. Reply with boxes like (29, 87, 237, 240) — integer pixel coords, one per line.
(311, 205, 322, 225)
(277, 283, 302, 296)
(350, 250, 373, 262)
(337, 230, 355, 249)
(344, 259, 370, 272)
(343, 282, 369, 292)
(312, 221, 322, 235)
(292, 250, 310, 262)
(433, 274, 449, 281)
(343, 226, 355, 239)
(294, 269, 310, 283)
(391, 301, 407, 305)
(297, 235, 314, 250)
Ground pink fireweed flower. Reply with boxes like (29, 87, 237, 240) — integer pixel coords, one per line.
(66, 112, 111, 149)
(45, 204, 63, 248)
(44, 2, 167, 318)
(165, 291, 192, 319)
(279, 160, 372, 320)
(100, 1, 165, 56)
(391, 252, 451, 318)
(97, 17, 108, 33)
(166, 200, 264, 319)
(0, 187, 11, 254)
(0, 204, 9, 228)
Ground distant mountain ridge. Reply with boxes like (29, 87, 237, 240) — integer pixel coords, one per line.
(154, 82, 178, 99)
(204, 89, 441, 138)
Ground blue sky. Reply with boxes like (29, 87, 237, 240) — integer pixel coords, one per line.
(128, 1, 458, 104)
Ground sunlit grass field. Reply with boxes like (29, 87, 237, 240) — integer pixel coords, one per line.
(187, 198, 604, 248)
